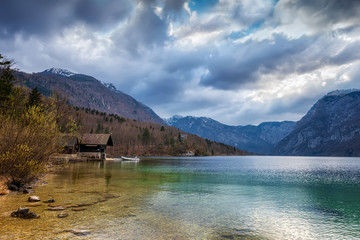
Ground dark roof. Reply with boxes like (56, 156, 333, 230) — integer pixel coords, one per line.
(80, 134, 113, 146)
(59, 134, 79, 147)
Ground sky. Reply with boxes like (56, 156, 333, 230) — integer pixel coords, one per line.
(1, 0, 360, 125)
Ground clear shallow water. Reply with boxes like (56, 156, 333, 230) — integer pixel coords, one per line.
(1, 156, 360, 239)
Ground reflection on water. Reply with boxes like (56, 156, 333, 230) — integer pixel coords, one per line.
(1, 156, 360, 239)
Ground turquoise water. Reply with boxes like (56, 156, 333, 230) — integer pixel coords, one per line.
(1, 156, 360, 239)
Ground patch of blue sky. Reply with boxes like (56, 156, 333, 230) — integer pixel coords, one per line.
(188, 0, 219, 13)
(229, 21, 264, 40)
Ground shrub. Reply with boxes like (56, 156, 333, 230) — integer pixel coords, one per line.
(0, 144, 45, 185)
(0, 104, 62, 186)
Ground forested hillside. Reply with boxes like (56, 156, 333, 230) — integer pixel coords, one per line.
(61, 106, 248, 157)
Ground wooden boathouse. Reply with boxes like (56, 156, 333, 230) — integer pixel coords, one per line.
(78, 134, 113, 160)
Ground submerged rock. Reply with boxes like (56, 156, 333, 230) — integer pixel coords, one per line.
(11, 207, 39, 219)
(71, 229, 91, 236)
(58, 213, 69, 218)
(72, 207, 86, 211)
(48, 206, 66, 211)
(28, 196, 40, 202)
(43, 199, 55, 203)
(25, 203, 42, 207)
(61, 229, 91, 236)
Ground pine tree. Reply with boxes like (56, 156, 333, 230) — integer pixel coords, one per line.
(28, 87, 42, 107)
(0, 54, 15, 106)
(142, 127, 151, 144)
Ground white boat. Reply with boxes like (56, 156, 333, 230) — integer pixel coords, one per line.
(121, 156, 139, 161)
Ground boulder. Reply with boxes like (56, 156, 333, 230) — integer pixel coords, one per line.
(11, 207, 39, 219)
(28, 196, 40, 202)
(23, 189, 33, 194)
(7, 183, 18, 191)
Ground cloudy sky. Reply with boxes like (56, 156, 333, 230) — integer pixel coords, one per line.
(1, 0, 360, 125)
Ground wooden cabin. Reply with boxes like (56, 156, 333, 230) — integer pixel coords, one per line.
(78, 134, 113, 160)
(60, 134, 79, 154)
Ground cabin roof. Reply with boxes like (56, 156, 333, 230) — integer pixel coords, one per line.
(60, 134, 79, 147)
(80, 134, 113, 146)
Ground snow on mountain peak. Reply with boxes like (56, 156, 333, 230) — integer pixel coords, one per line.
(43, 67, 76, 77)
(101, 82, 118, 92)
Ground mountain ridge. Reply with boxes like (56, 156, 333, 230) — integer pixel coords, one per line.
(16, 69, 165, 125)
(165, 116, 295, 154)
(272, 90, 360, 156)
(166, 89, 360, 156)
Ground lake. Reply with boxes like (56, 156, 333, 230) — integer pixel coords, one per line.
(1, 156, 360, 239)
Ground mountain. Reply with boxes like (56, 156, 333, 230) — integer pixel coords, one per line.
(16, 68, 165, 125)
(165, 116, 295, 154)
(272, 89, 360, 156)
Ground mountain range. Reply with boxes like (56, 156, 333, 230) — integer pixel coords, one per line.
(16, 68, 165, 125)
(15, 67, 360, 156)
(166, 89, 360, 156)
(165, 116, 295, 154)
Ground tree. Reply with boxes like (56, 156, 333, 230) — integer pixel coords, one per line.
(142, 127, 151, 144)
(96, 123, 103, 133)
(28, 87, 42, 107)
(0, 54, 15, 107)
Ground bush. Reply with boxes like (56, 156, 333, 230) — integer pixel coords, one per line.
(0, 144, 45, 185)
(0, 104, 62, 186)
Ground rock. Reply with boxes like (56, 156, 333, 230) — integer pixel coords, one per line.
(25, 212, 40, 219)
(11, 207, 39, 219)
(71, 229, 91, 236)
(0, 191, 8, 195)
(7, 183, 18, 191)
(11, 207, 29, 216)
(72, 207, 86, 211)
(23, 189, 33, 194)
(28, 196, 40, 202)
(43, 199, 55, 203)
(25, 203, 42, 207)
(48, 206, 66, 211)
(58, 213, 69, 218)
(77, 202, 94, 207)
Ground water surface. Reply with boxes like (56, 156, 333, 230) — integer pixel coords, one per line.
(1, 156, 360, 239)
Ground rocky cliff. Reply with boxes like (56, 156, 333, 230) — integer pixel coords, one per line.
(272, 90, 360, 156)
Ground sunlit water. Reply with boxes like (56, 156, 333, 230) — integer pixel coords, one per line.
(1, 156, 360, 239)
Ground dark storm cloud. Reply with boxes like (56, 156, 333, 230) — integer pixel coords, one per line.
(282, 0, 360, 29)
(163, 48, 209, 73)
(163, 0, 187, 13)
(200, 34, 313, 90)
(133, 74, 185, 105)
(73, 0, 133, 28)
(111, 1, 169, 55)
(0, 0, 133, 39)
